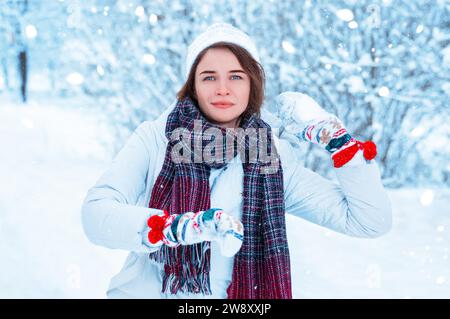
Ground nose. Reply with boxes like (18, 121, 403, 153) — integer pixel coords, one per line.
(215, 79, 230, 96)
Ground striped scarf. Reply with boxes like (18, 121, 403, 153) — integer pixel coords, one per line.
(148, 96, 292, 299)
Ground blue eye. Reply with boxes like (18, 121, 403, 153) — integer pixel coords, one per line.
(202, 75, 243, 81)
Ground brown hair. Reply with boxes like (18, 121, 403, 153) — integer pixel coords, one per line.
(176, 41, 266, 119)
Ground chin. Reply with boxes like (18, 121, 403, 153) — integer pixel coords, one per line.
(208, 110, 234, 120)
(212, 118, 236, 125)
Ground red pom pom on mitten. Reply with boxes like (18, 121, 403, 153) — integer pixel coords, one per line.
(331, 140, 378, 168)
(147, 210, 170, 244)
(361, 140, 377, 160)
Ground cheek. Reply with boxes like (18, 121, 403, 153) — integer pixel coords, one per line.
(237, 86, 250, 103)
(196, 85, 213, 102)
(195, 87, 212, 113)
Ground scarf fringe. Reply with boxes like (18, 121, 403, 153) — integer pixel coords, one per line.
(149, 242, 212, 295)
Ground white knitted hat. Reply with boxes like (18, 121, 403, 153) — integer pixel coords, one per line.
(184, 23, 260, 80)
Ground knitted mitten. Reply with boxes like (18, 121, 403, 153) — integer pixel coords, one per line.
(300, 115, 377, 168)
(144, 208, 244, 257)
(276, 91, 377, 168)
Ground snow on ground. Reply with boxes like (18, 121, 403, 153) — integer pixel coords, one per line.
(288, 187, 450, 298)
(0, 96, 449, 298)
(0, 96, 126, 298)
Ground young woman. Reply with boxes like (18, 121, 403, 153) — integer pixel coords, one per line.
(81, 23, 392, 299)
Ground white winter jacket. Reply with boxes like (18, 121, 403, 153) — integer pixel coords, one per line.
(81, 100, 392, 299)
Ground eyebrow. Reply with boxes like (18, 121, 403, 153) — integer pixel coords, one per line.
(199, 70, 246, 75)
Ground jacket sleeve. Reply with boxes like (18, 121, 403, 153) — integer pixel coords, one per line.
(81, 121, 161, 252)
(281, 141, 392, 238)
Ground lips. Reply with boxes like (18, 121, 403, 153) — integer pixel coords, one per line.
(211, 101, 234, 109)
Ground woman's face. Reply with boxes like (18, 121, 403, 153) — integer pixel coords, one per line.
(194, 47, 250, 128)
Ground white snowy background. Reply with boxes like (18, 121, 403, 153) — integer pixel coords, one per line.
(0, 0, 449, 298)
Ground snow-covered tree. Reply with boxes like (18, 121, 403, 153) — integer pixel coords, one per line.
(0, 0, 448, 187)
